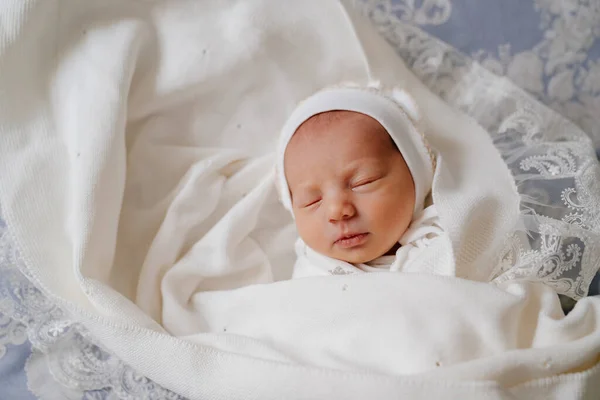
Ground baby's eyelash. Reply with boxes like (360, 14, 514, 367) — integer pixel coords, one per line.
(356, 179, 375, 186)
(352, 177, 379, 188)
(303, 198, 322, 208)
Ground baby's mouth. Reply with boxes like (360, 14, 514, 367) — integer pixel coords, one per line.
(334, 233, 369, 249)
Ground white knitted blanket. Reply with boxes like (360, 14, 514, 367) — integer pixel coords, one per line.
(0, 1, 599, 399)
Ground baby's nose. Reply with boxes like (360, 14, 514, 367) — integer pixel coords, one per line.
(328, 198, 356, 222)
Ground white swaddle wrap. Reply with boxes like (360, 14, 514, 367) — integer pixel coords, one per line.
(0, 1, 600, 399)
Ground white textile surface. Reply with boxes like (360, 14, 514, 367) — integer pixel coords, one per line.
(1, 1, 600, 399)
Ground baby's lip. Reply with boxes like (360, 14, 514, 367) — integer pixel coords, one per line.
(334, 232, 369, 249)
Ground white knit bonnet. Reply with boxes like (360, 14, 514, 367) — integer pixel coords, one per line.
(276, 82, 436, 217)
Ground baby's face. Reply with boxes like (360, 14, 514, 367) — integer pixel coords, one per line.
(284, 111, 416, 264)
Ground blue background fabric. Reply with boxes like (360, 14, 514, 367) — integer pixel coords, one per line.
(387, 0, 600, 151)
(0, 1, 598, 398)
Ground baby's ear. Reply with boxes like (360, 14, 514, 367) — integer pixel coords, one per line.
(391, 89, 420, 122)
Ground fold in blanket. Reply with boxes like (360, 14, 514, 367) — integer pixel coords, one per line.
(0, 1, 599, 399)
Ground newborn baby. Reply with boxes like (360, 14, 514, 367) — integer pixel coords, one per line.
(276, 83, 447, 278)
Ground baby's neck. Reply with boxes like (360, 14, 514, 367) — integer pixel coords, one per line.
(385, 242, 401, 256)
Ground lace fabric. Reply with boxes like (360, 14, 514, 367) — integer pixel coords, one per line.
(0, 0, 599, 398)
(0, 312, 26, 359)
(353, 0, 600, 299)
(359, 0, 600, 149)
(0, 216, 186, 399)
(473, 0, 600, 150)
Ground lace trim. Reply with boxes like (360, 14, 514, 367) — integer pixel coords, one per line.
(0, 221, 186, 399)
(352, 0, 600, 299)
(473, 0, 600, 148)
(0, 312, 27, 359)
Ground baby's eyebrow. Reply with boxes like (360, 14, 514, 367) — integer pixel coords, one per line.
(291, 182, 320, 195)
(288, 180, 320, 200)
(342, 158, 386, 175)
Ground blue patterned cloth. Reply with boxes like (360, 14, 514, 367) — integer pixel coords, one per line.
(0, 341, 36, 400)
(402, 0, 599, 296)
(397, 0, 600, 150)
(0, 1, 598, 398)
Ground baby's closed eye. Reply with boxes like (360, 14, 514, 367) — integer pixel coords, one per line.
(351, 175, 383, 191)
(290, 186, 322, 209)
(301, 197, 322, 208)
(292, 192, 322, 208)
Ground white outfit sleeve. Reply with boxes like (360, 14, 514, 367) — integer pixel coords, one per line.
(390, 204, 450, 274)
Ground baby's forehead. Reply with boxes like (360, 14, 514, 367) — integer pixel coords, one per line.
(290, 110, 396, 150)
(296, 110, 380, 135)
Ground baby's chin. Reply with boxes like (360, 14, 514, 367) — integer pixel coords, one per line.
(327, 247, 387, 264)
(305, 236, 397, 264)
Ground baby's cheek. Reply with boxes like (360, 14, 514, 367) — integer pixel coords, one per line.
(295, 214, 326, 249)
(374, 192, 412, 230)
